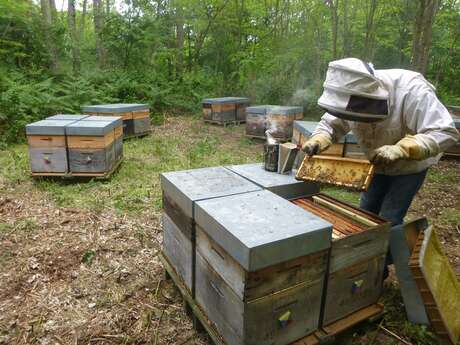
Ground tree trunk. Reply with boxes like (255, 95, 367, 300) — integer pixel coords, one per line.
(93, 0, 106, 68)
(328, 0, 339, 59)
(40, 0, 60, 74)
(411, 0, 440, 74)
(342, 0, 349, 57)
(175, 1, 184, 78)
(68, 0, 80, 74)
(363, 0, 377, 60)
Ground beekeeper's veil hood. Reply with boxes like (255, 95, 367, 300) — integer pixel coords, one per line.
(318, 58, 389, 122)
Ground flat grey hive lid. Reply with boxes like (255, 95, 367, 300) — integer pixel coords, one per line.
(293, 121, 318, 136)
(84, 115, 123, 128)
(65, 120, 115, 136)
(246, 105, 276, 115)
(225, 163, 319, 199)
(46, 114, 89, 120)
(226, 163, 303, 188)
(202, 97, 250, 104)
(267, 106, 303, 116)
(195, 190, 332, 271)
(26, 119, 76, 135)
(160, 166, 261, 219)
(82, 103, 149, 113)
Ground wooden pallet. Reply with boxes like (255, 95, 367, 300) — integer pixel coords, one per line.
(123, 129, 152, 140)
(204, 119, 245, 127)
(31, 157, 123, 180)
(160, 251, 384, 345)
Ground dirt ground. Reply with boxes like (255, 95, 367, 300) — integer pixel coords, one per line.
(0, 116, 459, 345)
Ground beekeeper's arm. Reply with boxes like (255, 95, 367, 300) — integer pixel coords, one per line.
(371, 87, 459, 165)
(302, 113, 350, 156)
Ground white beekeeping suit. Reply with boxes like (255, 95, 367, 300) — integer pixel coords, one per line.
(308, 58, 459, 175)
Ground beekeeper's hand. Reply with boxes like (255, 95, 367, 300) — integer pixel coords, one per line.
(370, 135, 437, 165)
(302, 133, 332, 156)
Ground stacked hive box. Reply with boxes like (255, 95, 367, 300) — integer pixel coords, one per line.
(194, 191, 332, 345)
(66, 118, 121, 174)
(160, 167, 261, 292)
(291, 194, 389, 325)
(82, 103, 150, 138)
(246, 105, 303, 140)
(245, 105, 273, 138)
(26, 119, 76, 174)
(202, 97, 250, 124)
(447, 105, 460, 117)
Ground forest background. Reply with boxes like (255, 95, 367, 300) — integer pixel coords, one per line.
(1, 0, 459, 147)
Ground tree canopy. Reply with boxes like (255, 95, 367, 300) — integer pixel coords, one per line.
(1, 0, 459, 145)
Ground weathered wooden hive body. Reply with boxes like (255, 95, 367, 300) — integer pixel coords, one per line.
(266, 106, 304, 141)
(246, 105, 303, 140)
(82, 103, 150, 138)
(245, 105, 273, 138)
(291, 193, 389, 325)
(202, 97, 250, 123)
(26, 119, 75, 173)
(194, 190, 332, 345)
(160, 167, 261, 291)
(292, 121, 365, 167)
(83, 116, 124, 161)
(66, 118, 121, 174)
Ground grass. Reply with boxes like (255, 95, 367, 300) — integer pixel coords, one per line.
(0, 116, 262, 214)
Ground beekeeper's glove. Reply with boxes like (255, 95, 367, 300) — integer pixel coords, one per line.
(302, 133, 332, 156)
(370, 135, 438, 165)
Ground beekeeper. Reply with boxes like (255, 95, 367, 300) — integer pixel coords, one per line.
(302, 58, 459, 277)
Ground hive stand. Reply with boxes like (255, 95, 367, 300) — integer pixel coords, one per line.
(160, 252, 384, 345)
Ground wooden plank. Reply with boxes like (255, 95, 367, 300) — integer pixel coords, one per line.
(162, 192, 194, 240)
(67, 132, 115, 149)
(312, 195, 379, 227)
(196, 226, 328, 301)
(132, 110, 150, 119)
(162, 213, 193, 292)
(70, 157, 122, 178)
(27, 135, 66, 148)
(296, 155, 375, 191)
(409, 228, 460, 344)
(195, 251, 323, 345)
(322, 255, 385, 326)
(29, 147, 68, 173)
(68, 145, 114, 173)
(322, 303, 384, 334)
(159, 252, 228, 345)
(114, 125, 123, 139)
(133, 117, 151, 134)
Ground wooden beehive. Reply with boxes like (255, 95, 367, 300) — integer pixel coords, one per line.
(194, 190, 332, 345)
(445, 114, 460, 157)
(202, 97, 250, 124)
(266, 106, 304, 141)
(292, 194, 389, 326)
(245, 105, 272, 138)
(82, 103, 150, 138)
(26, 119, 75, 174)
(66, 119, 119, 174)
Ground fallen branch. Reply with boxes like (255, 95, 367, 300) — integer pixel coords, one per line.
(380, 326, 414, 345)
